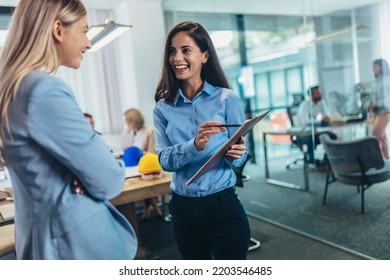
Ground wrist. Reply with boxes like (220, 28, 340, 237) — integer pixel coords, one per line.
(194, 137, 203, 151)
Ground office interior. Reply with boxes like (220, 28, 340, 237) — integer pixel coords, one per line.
(1, 0, 390, 260)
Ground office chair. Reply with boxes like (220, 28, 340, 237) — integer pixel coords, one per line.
(319, 134, 390, 214)
(233, 154, 252, 188)
(232, 154, 261, 251)
(285, 94, 305, 169)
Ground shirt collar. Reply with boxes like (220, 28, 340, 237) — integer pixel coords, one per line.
(173, 81, 215, 105)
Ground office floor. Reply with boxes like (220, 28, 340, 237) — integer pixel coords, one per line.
(2, 152, 388, 260)
(137, 151, 390, 260)
(136, 206, 368, 260)
(237, 157, 390, 260)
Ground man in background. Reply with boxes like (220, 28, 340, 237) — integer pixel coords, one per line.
(296, 86, 335, 165)
(297, 85, 331, 127)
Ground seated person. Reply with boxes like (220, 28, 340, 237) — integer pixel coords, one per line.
(296, 86, 336, 164)
(123, 108, 163, 220)
(297, 86, 331, 128)
(83, 112, 101, 135)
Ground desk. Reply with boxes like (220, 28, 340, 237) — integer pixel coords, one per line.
(0, 173, 172, 257)
(111, 173, 172, 206)
(263, 129, 311, 191)
(263, 121, 369, 191)
(0, 224, 14, 256)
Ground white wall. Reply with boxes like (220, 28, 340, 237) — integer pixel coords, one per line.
(56, 0, 165, 133)
(124, 0, 166, 128)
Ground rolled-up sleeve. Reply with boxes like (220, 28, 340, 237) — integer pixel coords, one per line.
(153, 104, 199, 172)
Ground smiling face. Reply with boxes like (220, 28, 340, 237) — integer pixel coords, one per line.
(168, 31, 208, 85)
(54, 16, 91, 69)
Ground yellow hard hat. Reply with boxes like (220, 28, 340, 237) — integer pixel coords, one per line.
(137, 153, 162, 174)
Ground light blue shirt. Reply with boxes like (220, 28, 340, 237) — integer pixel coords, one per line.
(297, 99, 330, 126)
(153, 81, 247, 197)
(2, 72, 137, 259)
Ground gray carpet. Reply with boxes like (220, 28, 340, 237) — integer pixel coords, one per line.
(136, 209, 368, 260)
(236, 157, 390, 260)
(3, 153, 386, 260)
(246, 215, 368, 260)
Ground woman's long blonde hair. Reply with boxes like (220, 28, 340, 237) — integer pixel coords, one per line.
(0, 0, 86, 145)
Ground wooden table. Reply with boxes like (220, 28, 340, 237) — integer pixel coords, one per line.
(0, 173, 172, 258)
(112, 173, 172, 206)
(0, 224, 14, 256)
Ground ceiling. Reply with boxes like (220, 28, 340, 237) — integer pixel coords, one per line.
(0, 0, 382, 15)
(1, 0, 125, 9)
(162, 0, 380, 16)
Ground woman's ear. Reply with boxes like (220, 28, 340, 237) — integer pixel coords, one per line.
(203, 50, 209, 64)
(52, 20, 63, 43)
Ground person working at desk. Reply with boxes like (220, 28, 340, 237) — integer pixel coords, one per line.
(0, 0, 136, 259)
(367, 58, 390, 159)
(84, 112, 101, 134)
(296, 85, 336, 165)
(123, 108, 163, 220)
(153, 21, 250, 260)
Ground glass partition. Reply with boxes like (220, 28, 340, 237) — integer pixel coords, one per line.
(163, 0, 388, 161)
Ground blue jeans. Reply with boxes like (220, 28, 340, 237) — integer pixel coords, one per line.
(169, 187, 251, 260)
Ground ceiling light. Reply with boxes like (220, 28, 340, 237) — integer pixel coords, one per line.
(87, 10, 132, 52)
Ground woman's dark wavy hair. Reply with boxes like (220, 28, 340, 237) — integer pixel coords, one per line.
(373, 58, 390, 78)
(154, 21, 230, 103)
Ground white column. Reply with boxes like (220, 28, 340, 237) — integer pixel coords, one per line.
(115, 0, 166, 129)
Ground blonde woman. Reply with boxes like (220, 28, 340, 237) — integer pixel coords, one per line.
(0, 0, 136, 259)
(123, 108, 163, 220)
(124, 108, 156, 154)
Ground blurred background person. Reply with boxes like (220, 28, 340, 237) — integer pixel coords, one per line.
(367, 58, 390, 159)
(83, 112, 101, 134)
(297, 85, 331, 127)
(123, 108, 163, 220)
(296, 85, 335, 165)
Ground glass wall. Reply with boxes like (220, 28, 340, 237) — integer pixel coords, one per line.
(163, 0, 389, 163)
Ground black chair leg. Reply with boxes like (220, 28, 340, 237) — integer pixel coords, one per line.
(323, 183, 328, 205)
(361, 186, 365, 214)
(323, 169, 331, 205)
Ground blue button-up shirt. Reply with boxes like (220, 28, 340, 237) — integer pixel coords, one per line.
(153, 81, 247, 197)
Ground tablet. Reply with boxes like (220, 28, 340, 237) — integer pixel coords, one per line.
(186, 109, 271, 186)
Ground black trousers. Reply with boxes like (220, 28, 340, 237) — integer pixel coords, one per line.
(169, 187, 251, 260)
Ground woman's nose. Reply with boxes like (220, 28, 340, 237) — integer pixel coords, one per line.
(173, 51, 183, 61)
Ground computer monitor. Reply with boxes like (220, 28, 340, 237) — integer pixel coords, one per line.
(101, 134, 133, 157)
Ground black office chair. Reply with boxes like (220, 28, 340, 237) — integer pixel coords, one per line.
(319, 134, 390, 214)
(233, 154, 252, 188)
(232, 154, 261, 251)
(285, 95, 305, 169)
